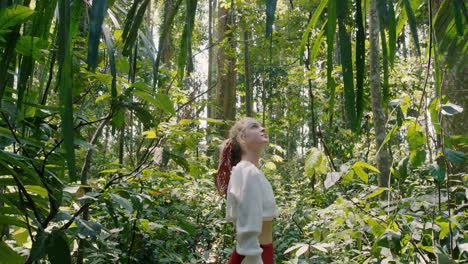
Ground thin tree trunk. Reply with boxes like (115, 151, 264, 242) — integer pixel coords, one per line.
(305, 16, 317, 147)
(369, 0, 391, 189)
(243, 28, 253, 117)
(207, 0, 215, 119)
(162, 0, 174, 66)
(77, 118, 108, 264)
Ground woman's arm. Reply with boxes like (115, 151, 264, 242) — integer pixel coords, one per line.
(231, 166, 263, 263)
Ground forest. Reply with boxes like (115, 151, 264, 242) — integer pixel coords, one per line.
(0, 0, 466, 263)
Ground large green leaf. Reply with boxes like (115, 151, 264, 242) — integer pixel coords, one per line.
(122, 0, 150, 56)
(47, 231, 71, 264)
(0, 5, 34, 41)
(402, 0, 421, 56)
(15, 36, 49, 63)
(87, 0, 108, 70)
(178, 0, 198, 78)
(0, 242, 24, 264)
(155, 94, 176, 115)
(337, 0, 357, 130)
(305, 147, 328, 176)
(0, 215, 28, 228)
(299, 0, 328, 64)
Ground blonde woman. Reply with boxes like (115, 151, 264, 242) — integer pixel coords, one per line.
(216, 118, 279, 264)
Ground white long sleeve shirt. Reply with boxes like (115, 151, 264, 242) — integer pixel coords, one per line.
(226, 160, 280, 263)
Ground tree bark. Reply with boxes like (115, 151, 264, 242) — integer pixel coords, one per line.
(161, 0, 174, 66)
(207, 0, 217, 119)
(243, 28, 253, 117)
(369, 0, 391, 189)
(216, 0, 237, 137)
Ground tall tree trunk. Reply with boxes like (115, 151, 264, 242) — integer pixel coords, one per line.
(207, 0, 216, 119)
(369, 0, 391, 189)
(243, 28, 253, 117)
(216, 0, 237, 137)
(161, 0, 174, 66)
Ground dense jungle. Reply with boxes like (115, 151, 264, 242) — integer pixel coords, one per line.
(0, 0, 466, 263)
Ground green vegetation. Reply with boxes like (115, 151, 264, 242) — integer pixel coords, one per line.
(0, 0, 466, 263)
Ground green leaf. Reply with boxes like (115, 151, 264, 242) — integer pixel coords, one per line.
(452, 0, 464, 36)
(12, 227, 28, 247)
(155, 93, 175, 115)
(378, 125, 399, 152)
(87, 0, 108, 70)
(299, 0, 328, 63)
(76, 219, 102, 238)
(402, 0, 421, 56)
(109, 193, 133, 213)
(430, 164, 446, 182)
(365, 187, 387, 199)
(28, 232, 48, 262)
(397, 157, 409, 181)
(410, 149, 426, 167)
(387, 1, 397, 67)
(296, 244, 309, 257)
(407, 123, 425, 151)
(15, 36, 49, 62)
(0, 241, 24, 264)
(0, 5, 34, 31)
(25, 185, 48, 197)
(337, 0, 357, 131)
(47, 231, 71, 264)
(177, 0, 198, 78)
(354, 161, 380, 173)
(441, 103, 463, 115)
(353, 165, 368, 183)
(305, 147, 328, 176)
(122, 0, 151, 56)
(444, 148, 466, 163)
(264, 161, 276, 171)
(0, 215, 28, 228)
(366, 218, 385, 237)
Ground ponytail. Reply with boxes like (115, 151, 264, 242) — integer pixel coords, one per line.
(215, 138, 241, 196)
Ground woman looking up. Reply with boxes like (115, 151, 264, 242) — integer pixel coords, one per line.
(216, 117, 280, 264)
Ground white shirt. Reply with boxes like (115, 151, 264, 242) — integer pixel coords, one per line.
(225, 160, 280, 263)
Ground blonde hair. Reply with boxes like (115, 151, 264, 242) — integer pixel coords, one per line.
(216, 117, 257, 195)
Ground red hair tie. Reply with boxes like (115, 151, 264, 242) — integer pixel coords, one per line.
(216, 139, 233, 196)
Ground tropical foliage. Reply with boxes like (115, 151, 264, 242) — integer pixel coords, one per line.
(0, 0, 466, 263)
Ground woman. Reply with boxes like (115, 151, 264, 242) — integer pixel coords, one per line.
(216, 117, 280, 264)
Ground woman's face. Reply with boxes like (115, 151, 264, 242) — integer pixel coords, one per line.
(238, 120, 269, 151)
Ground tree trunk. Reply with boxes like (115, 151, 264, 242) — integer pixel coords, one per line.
(161, 0, 173, 66)
(369, 0, 391, 189)
(207, 0, 217, 119)
(243, 28, 253, 117)
(216, 0, 237, 137)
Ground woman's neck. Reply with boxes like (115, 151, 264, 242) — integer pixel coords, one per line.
(241, 152, 261, 168)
